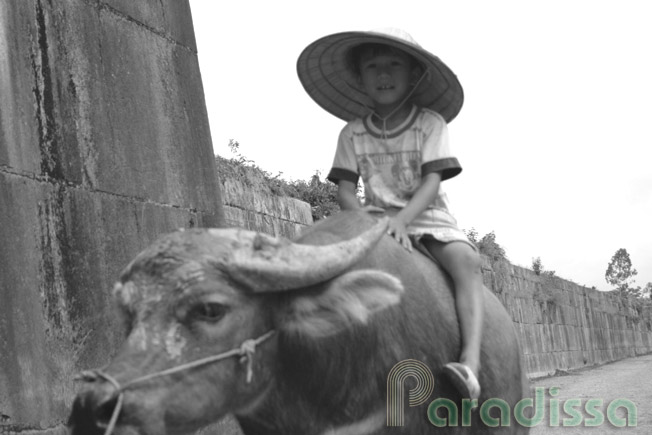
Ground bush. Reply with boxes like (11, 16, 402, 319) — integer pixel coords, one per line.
(465, 228, 508, 262)
(532, 256, 556, 278)
(288, 173, 340, 221)
(215, 140, 340, 221)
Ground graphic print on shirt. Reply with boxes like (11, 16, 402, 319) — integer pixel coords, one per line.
(357, 151, 420, 207)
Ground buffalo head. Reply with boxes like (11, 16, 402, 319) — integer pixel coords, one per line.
(68, 217, 403, 434)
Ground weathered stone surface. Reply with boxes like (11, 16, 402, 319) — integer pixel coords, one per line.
(102, 0, 197, 50)
(1, 171, 221, 428)
(0, 0, 223, 430)
(482, 259, 652, 379)
(0, 0, 41, 173)
(220, 177, 313, 239)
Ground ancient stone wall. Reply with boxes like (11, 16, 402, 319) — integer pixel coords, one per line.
(0, 1, 223, 432)
(219, 176, 313, 239)
(481, 258, 652, 379)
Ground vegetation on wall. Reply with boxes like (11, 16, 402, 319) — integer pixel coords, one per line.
(464, 228, 508, 262)
(531, 256, 557, 278)
(643, 282, 652, 299)
(215, 140, 340, 221)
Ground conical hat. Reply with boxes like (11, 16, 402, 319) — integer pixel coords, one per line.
(297, 28, 463, 123)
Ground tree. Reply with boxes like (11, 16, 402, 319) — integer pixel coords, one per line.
(642, 282, 652, 299)
(463, 229, 508, 262)
(532, 257, 543, 275)
(478, 231, 507, 262)
(531, 256, 556, 278)
(532, 257, 554, 277)
(605, 248, 638, 295)
(288, 171, 341, 221)
(463, 228, 479, 245)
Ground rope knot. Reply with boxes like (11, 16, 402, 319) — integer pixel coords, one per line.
(239, 338, 258, 383)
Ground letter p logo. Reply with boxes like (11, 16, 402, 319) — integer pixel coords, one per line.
(387, 359, 434, 426)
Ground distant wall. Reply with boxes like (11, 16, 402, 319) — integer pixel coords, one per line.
(481, 259, 652, 378)
(219, 177, 313, 238)
(0, 1, 223, 432)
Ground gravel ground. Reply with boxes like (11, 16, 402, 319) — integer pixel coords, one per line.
(528, 353, 652, 434)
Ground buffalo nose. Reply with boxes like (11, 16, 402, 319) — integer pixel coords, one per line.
(94, 393, 121, 427)
(68, 374, 122, 434)
(69, 392, 118, 435)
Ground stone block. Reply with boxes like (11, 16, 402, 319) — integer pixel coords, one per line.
(0, 0, 221, 213)
(566, 325, 580, 351)
(102, 0, 197, 50)
(518, 324, 532, 355)
(90, 10, 219, 209)
(0, 171, 220, 427)
(218, 176, 312, 239)
(0, 0, 41, 174)
(0, 0, 224, 428)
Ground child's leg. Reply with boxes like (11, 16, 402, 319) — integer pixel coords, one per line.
(423, 239, 484, 396)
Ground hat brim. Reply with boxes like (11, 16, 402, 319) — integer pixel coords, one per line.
(297, 31, 464, 123)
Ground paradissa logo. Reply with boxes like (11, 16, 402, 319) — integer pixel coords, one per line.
(387, 360, 637, 428)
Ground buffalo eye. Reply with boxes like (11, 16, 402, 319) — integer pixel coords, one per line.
(189, 302, 228, 323)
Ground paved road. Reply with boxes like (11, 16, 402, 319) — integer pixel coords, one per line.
(528, 353, 651, 434)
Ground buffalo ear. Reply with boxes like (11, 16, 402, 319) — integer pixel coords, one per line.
(281, 269, 404, 338)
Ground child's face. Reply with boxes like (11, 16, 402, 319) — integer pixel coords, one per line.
(357, 49, 415, 112)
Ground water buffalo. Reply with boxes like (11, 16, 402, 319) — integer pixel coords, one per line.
(69, 210, 529, 434)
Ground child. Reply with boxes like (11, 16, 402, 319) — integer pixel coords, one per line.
(297, 28, 483, 400)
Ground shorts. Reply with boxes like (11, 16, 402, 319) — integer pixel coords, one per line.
(384, 206, 478, 252)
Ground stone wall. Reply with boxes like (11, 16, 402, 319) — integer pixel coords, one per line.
(0, 0, 223, 432)
(481, 258, 652, 379)
(219, 176, 313, 239)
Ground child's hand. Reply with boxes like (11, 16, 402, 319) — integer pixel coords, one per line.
(387, 217, 412, 252)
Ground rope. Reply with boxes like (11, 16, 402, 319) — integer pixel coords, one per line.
(344, 69, 430, 142)
(75, 329, 276, 435)
(372, 69, 429, 141)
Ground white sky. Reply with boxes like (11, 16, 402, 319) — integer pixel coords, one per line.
(189, 0, 652, 291)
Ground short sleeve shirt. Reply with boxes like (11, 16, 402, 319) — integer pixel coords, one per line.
(327, 106, 461, 216)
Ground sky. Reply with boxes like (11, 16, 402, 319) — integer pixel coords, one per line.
(189, 0, 651, 292)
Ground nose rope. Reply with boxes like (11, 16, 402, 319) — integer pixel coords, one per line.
(373, 69, 429, 142)
(344, 69, 430, 130)
(344, 69, 429, 143)
(75, 329, 275, 435)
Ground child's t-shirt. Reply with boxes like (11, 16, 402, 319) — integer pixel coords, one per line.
(327, 106, 467, 240)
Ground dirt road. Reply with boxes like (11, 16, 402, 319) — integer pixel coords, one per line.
(200, 354, 651, 434)
(528, 353, 651, 434)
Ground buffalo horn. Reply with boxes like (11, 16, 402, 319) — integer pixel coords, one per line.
(225, 218, 388, 292)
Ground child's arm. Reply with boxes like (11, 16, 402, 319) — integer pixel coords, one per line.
(337, 181, 385, 212)
(336, 180, 361, 210)
(389, 171, 442, 251)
